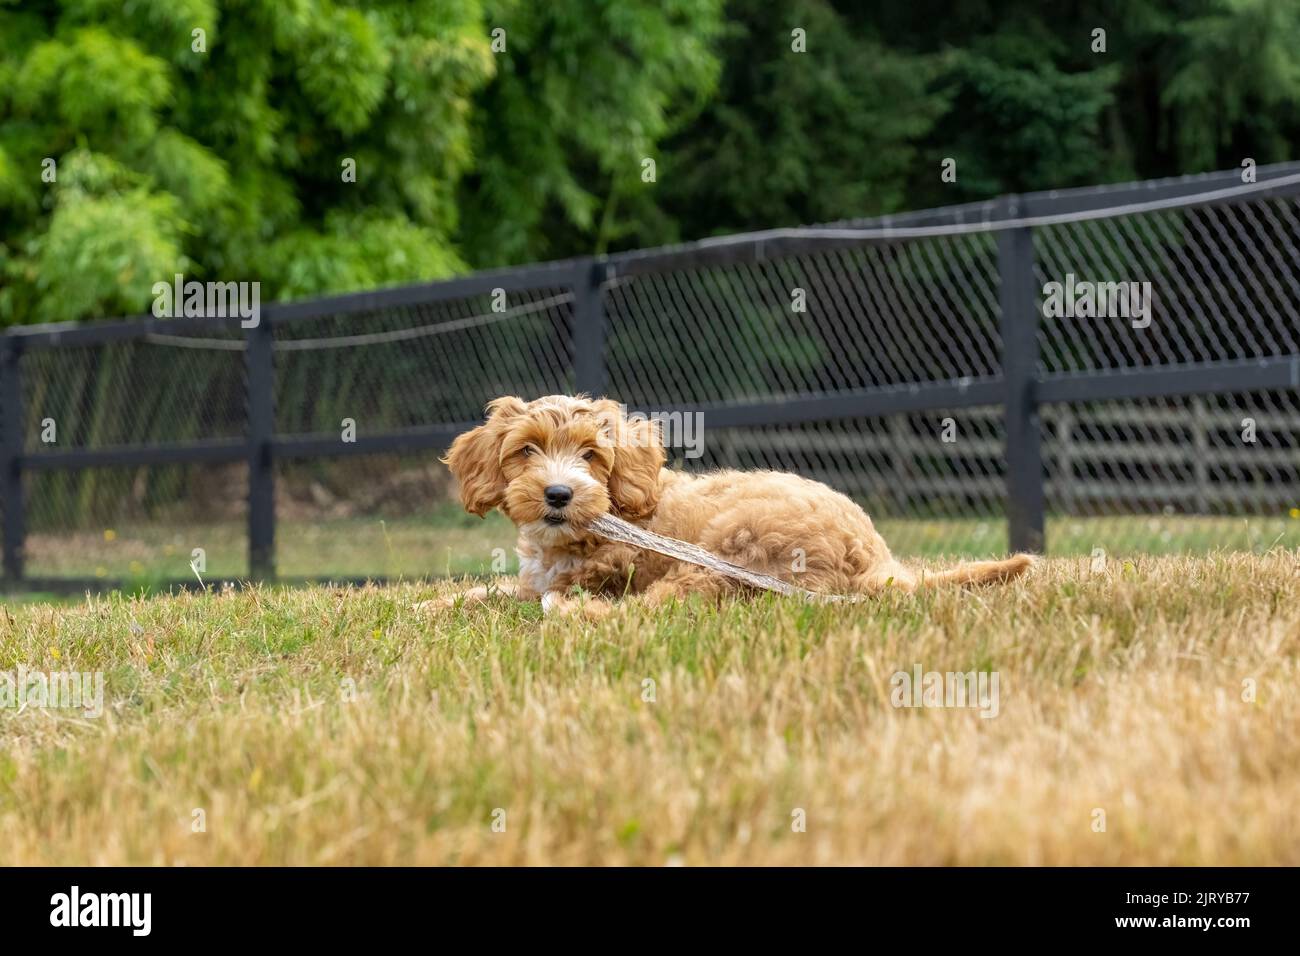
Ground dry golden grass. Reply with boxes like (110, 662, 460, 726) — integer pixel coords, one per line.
(1, 550, 1297, 865)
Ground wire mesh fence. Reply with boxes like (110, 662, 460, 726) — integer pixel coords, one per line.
(4, 163, 1299, 590)
(604, 233, 1003, 404)
(23, 461, 248, 583)
(1034, 198, 1300, 371)
(1042, 390, 1300, 556)
(273, 286, 577, 435)
(22, 330, 247, 450)
(272, 451, 514, 581)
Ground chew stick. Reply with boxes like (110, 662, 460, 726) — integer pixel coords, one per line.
(587, 513, 853, 603)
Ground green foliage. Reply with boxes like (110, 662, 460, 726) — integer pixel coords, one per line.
(264, 212, 465, 299)
(649, 0, 1300, 242)
(458, 0, 724, 265)
(1153, 0, 1300, 170)
(2, 148, 189, 322)
(930, 32, 1121, 200)
(0, 0, 503, 325)
(3, 0, 1300, 325)
(650, 0, 947, 240)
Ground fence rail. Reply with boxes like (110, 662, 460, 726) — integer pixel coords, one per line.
(4, 162, 1300, 591)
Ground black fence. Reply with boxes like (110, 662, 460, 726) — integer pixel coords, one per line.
(4, 162, 1300, 592)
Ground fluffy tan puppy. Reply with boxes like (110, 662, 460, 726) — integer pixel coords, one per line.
(439, 395, 1032, 616)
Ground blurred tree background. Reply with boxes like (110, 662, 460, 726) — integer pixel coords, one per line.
(1, 0, 1299, 326)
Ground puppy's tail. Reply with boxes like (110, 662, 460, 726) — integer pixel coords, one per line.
(862, 553, 1035, 593)
(917, 553, 1036, 588)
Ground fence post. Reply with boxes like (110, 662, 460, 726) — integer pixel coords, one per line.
(1, 335, 26, 585)
(997, 195, 1046, 553)
(1192, 396, 1209, 513)
(1055, 406, 1074, 515)
(246, 318, 276, 580)
(573, 259, 608, 397)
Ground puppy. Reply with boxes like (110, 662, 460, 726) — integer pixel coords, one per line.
(437, 395, 1032, 616)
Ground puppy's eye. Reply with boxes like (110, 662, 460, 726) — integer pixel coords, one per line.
(582, 450, 595, 461)
(520, 446, 533, 458)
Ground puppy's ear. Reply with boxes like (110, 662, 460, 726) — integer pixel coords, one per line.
(594, 400, 665, 520)
(442, 397, 526, 516)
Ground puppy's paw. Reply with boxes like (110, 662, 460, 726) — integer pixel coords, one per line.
(412, 585, 497, 613)
(411, 596, 457, 614)
(541, 591, 613, 621)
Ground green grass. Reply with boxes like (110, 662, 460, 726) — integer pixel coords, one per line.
(882, 513, 1300, 556)
(22, 505, 518, 583)
(1, 551, 1297, 864)
(19, 509, 1300, 584)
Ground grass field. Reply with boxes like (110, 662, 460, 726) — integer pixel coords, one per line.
(20, 508, 1300, 583)
(1, 549, 1297, 865)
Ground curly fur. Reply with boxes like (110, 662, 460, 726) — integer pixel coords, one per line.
(438, 395, 1034, 617)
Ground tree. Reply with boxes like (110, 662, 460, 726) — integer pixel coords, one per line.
(457, 0, 723, 266)
(0, 0, 496, 324)
(5, 0, 1300, 327)
(649, 0, 947, 242)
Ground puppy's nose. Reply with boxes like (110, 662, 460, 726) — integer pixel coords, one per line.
(544, 484, 573, 508)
